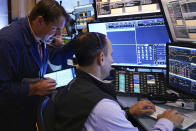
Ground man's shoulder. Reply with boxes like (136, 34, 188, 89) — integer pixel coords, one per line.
(0, 18, 27, 40)
(0, 18, 31, 49)
(65, 77, 99, 93)
(54, 78, 111, 105)
(85, 98, 135, 130)
(72, 78, 96, 87)
(93, 99, 122, 117)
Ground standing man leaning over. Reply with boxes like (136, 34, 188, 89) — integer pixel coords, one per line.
(54, 32, 183, 131)
(0, 0, 73, 131)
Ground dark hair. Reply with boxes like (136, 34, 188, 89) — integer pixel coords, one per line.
(29, 0, 68, 24)
(73, 32, 108, 66)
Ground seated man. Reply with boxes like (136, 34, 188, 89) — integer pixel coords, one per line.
(54, 32, 183, 131)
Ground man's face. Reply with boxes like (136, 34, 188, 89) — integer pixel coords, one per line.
(102, 38, 113, 79)
(39, 16, 65, 42)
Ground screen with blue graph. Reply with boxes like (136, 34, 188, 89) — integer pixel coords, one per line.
(168, 44, 196, 97)
(88, 18, 170, 68)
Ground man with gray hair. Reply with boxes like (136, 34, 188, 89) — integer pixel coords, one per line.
(0, 0, 73, 130)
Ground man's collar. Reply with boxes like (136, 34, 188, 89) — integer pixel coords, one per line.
(88, 73, 103, 82)
(88, 73, 110, 84)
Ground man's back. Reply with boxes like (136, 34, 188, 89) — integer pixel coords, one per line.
(54, 69, 117, 131)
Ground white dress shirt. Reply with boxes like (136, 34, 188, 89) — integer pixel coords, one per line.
(82, 99, 174, 131)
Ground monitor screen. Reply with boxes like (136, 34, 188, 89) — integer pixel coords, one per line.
(74, 4, 94, 30)
(88, 18, 170, 68)
(168, 44, 196, 97)
(95, 0, 160, 19)
(44, 68, 75, 88)
(115, 69, 167, 95)
(160, 0, 196, 43)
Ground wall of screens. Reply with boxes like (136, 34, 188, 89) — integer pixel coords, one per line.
(168, 44, 196, 98)
(95, 0, 161, 19)
(160, 0, 196, 43)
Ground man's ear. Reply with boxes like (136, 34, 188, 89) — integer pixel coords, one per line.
(97, 52, 104, 65)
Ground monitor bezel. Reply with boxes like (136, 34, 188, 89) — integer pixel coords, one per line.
(166, 42, 196, 99)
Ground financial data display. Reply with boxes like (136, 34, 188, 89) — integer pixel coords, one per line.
(88, 18, 170, 67)
(133, 74, 140, 93)
(161, 0, 196, 43)
(119, 73, 126, 92)
(74, 4, 94, 30)
(169, 45, 196, 96)
(95, 0, 160, 19)
(115, 70, 167, 95)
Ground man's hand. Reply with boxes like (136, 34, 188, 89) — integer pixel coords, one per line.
(157, 109, 184, 128)
(50, 36, 65, 47)
(129, 100, 156, 116)
(53, 36, 65, 47)
(28, 78, 56, 96)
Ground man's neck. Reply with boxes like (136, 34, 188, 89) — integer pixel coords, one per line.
(78, 66, 102, 80)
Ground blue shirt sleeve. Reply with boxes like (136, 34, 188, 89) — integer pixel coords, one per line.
(48, 41, 74, 66)
(83, 99, 174, 131)
(151, 118, 174, 131)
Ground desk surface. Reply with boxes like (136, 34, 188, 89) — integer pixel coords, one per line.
(117, 95, 196, 131)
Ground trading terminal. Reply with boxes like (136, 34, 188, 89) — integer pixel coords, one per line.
(0, 0, 196, 131)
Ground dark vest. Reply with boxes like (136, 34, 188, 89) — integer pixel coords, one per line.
(54, 69, 117, 131)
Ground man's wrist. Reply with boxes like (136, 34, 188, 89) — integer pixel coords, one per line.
(28, 83, 37, 96)
(123, 107, 135, 117)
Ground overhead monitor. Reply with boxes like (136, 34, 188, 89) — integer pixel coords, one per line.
(88, 17, 170, 68)
(160, 0, 196, 43)
(168, 44, 196, 98)
(95, 0, 161, 19)
(74, 4, 94, 30)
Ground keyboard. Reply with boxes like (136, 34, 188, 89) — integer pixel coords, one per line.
(150, 105, 196, 130)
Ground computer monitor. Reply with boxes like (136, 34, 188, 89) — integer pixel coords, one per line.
(95, 0, 161, 19)
(160, 0, 196, 43)
(74, 4, 94, 30)
(116, 70, 167, 95)
(88, 17, 170, 68)
(168, 44, 196, 98)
